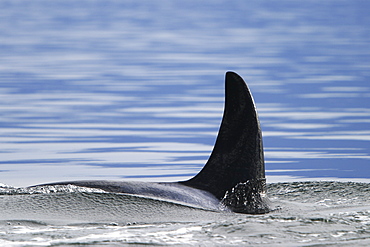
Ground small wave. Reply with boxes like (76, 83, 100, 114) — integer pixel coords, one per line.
(0, 184, 106, 195)
(268, 181, 370, 205)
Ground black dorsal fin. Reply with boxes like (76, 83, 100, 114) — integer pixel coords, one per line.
(181, 72, 265, 199)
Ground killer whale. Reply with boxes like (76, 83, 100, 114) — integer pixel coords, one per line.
(35, 72, 270, 214)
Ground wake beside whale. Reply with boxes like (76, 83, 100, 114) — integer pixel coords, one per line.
(33, 72, 271, 214)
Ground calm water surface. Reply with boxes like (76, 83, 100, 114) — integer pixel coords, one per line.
(1, 0, 369, 187)
(0, 1, 370, 245)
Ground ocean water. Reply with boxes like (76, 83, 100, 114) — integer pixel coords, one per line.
(1, 182, 370, 246)
(1, 0, 370, 245)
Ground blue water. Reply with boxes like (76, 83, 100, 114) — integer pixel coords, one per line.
(2, 0, 369, 187)
(1, 0, 370, 187)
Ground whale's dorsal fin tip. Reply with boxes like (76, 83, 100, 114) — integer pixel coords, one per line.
(181, 72, 265, 200)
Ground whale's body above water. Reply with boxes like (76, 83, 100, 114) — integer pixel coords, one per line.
(35, 72, 270, 214)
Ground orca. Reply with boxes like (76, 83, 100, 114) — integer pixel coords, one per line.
(35, 72, 270, 214)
